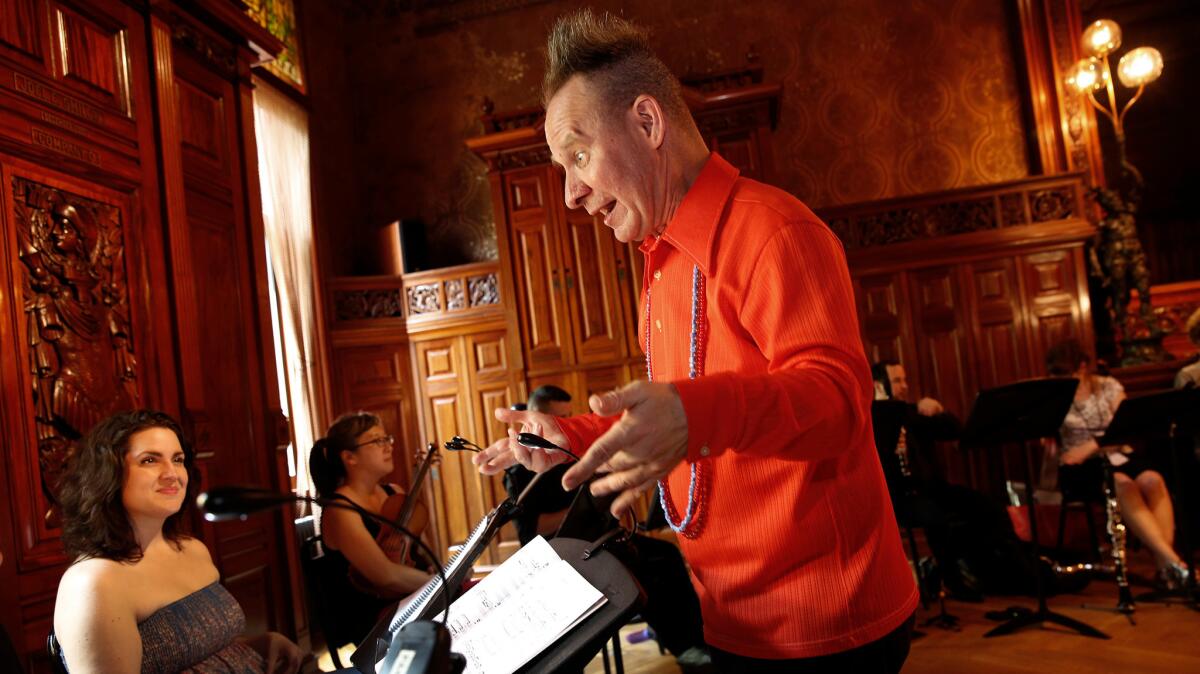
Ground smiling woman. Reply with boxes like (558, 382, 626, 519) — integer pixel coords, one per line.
(52, 410, 304, 674)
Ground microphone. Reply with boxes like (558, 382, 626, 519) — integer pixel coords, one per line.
(197, 486, 296, 521)
(195, 485, 461, 673)
(516, 433, 581, 462)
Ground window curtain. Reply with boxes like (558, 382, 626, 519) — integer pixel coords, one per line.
(252, 77, 321, 496)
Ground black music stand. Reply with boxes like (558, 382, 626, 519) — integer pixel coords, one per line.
(960, 377, 1109, 639)
(517, 537, 645, 673)
(1103, 387, 1200, 610)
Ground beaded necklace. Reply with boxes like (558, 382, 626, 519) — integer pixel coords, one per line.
(645, 265, 710, 538)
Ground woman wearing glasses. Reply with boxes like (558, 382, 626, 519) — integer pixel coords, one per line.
(309, 412, 431, 639)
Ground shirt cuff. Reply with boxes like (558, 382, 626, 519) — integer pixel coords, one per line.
(672, 374, 742, 461)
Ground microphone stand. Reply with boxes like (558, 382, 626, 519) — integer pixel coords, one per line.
(196, 487, 459, 674)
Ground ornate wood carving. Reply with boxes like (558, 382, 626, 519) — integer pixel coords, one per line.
(13, 177, 138, 507)
(823, 175, 1085, 250)
(445, 278, 465, 310)
(171, 21, 237, 79)
(467, 273, 498, 306)
(334, 288, 405, 321)
(406, 282, 441, 314)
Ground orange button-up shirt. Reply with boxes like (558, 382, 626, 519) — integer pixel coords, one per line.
(557, 153, 917, 659)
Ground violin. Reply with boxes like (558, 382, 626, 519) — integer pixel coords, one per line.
(349, 442, 439, 596)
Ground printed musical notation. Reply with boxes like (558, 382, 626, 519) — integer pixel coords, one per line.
(446, 536, 606, 674)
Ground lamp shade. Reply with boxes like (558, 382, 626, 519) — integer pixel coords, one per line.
(1065, 57, 1108, 94)
(1082, 19, 1122, 57)
(1117, 47, 1164, 87)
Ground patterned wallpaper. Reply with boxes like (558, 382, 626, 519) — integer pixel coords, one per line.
(336, 0, 1030, 269)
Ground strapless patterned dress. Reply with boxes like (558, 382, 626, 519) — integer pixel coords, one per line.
(63, 582, 265, 673)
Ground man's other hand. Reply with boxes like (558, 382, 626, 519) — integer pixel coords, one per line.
(472, 408, 570, 475)
(916, 397, 944, 416)
(563, 381, 688, 517)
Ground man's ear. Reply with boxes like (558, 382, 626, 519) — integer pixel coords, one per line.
(630, 95, 666, 149)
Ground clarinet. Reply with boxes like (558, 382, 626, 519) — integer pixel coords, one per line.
(1099, 458, 1135, 612)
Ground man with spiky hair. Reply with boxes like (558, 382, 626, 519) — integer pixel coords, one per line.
(477, 9, 917, 671)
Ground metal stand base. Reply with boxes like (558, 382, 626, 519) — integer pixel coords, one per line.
(983, 605, 1110, 639)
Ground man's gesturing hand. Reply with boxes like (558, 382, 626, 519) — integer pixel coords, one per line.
(562, 381, 689, 517)
(472, 408, 571, 475)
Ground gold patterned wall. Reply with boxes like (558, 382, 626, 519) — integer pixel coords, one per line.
(328, 0, 1031, 269)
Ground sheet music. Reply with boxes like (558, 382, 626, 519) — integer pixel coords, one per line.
(445, 536, 607, 674)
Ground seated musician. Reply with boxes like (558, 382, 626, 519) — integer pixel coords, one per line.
(871, 361, 1019, 600)
(503, 386, 712, 673)
(53, 410, 304, 673)
(308, 412, 432, 644)
(1046, 340, 1189, 588)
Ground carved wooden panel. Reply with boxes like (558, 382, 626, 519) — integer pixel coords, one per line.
(580, 365, 627, 403)
(966, 258, 1030, 390)
(5, 169, 139, 565)
(508, 174, 542, 211)
(908, 266, 973, 419)
(51, 1, 132, 115)
(559, 209, 625, 365)
(470, 331, 507, 378)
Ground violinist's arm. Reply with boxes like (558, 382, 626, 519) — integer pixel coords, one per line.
(323, 506, 429, 596)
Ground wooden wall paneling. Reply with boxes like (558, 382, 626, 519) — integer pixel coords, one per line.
(47, 0, 132, 115)
(464, 329, 519, 565)
(1013, 0, 1105, 184)
(504, 166, 572, 372)
(0, 0, 51, 75)
(159, 23, 291, 637)
(1018, 246, 1091, 370)
(556, 207, 626, 365)
(907, 266, 975, 420)
(853, 271, 919, 385)
(526, 370, 580, 414)
(412, 336, 480, 560)
(614, 239, 645, 361)
(331, 344, 420, 490)
(0, 158, 148, 659)
(966, 257, 1033, 390)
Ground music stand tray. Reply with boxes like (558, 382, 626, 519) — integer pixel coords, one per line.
(961, 378, 1109, 639)
(517, 537, 645, 673)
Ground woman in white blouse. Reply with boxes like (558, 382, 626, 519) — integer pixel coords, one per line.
(1047, 339, 1187, 588)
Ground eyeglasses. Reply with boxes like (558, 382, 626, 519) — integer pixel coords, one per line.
(352, 434, 394, 450)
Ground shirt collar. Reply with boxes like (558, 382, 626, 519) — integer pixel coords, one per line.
(640, 152, 739, 274)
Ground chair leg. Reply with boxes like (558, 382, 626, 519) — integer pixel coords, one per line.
(329, 642, 344, 669)
(601, 640, 611, 674)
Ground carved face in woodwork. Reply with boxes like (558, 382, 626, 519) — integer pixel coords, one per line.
(121, 427, 188, 522)
(545, 75, 666, 243)
(344, 424, 395, 478)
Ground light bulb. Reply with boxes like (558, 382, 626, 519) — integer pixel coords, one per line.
(1117, 47, 1163, 87)
(1082, 19, 1122, 57)
(1065, 57, 1107, 94)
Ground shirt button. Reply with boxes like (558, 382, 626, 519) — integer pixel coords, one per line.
(653, 270, 662, 281)
(700, 445, 710, 457)
(655, 319, 663, 332)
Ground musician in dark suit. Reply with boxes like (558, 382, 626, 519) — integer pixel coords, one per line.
(503, 386, 712, 673)
(871, 361, 1018, 601)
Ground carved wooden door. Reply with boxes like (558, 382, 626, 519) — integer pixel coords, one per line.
(504, 167, 573, 372)
(151, 21, 294, 638)
(556, 207, 627, 366)
(1020, 248, 1093, 370)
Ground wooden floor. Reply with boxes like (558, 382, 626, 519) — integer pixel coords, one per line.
(583, 558, 1200, 674)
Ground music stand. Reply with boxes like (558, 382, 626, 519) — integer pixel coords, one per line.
(517, 537, 645, 673)
(1103, 387, 1200, 609)
(960, 377, 1109, 639)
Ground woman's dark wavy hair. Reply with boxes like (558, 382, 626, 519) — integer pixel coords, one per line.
(58, 410, 200, 562)
(309, 411, 382, 498)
